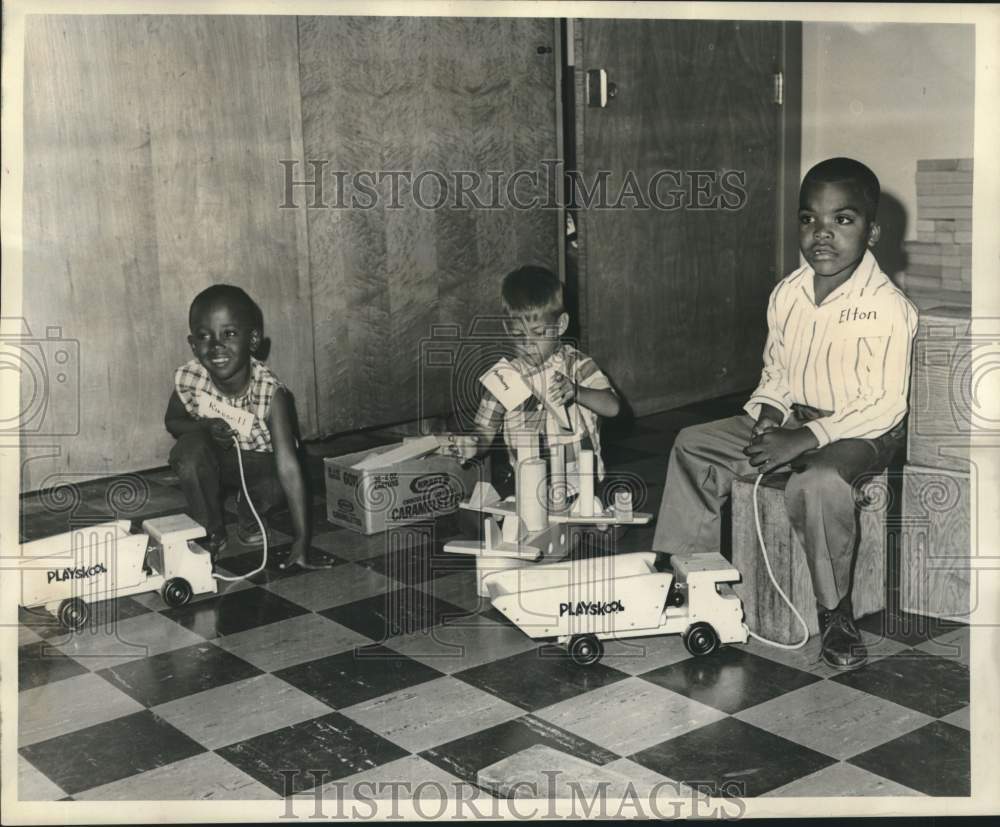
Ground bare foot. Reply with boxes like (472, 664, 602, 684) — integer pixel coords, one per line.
(277, 553, 337, 571)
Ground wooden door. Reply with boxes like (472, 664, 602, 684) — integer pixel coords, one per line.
(574, 20, 800, 415)
(298, 17, 559, 434)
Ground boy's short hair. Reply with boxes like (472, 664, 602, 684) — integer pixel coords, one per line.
(802, 158, 880, 221)
(189, 284, 263, 331)
(501, 265, 564, 317)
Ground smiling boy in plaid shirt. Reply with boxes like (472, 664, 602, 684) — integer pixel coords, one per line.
(448, 266, 620, 496)
(164, 285, 331, 571)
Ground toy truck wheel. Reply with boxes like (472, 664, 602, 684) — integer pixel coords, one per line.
(683, 622, 720, 656)
(568, 634, 604, 666)
(57, 598, 88, 630)
(161, 577, 193, 608)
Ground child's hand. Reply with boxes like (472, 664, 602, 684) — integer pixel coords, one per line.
(548, 371, 576, 407)
(206, 418, 237, 447)
(443, 434, 480, 461)
(744, 428, 818, 475)
(750, 414, 781, 441)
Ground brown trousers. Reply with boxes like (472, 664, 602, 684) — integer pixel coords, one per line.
(652, 408, 902, 609)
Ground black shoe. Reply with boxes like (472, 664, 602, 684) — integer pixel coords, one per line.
(236, 493, 266, 547)
(205, 530, 228, 565)
(236, 520, 266, 547)
(818, 605, 868, 670)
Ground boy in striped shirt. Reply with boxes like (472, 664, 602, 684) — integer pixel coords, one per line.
(447, 265, 621, 498)
(653, 158, 918, 669)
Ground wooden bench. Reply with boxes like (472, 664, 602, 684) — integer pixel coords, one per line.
(731, 471, 887, 645)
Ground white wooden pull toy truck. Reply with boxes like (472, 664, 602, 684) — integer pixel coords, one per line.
(443, 443, 750, 665)
(18, 514, 217, 629)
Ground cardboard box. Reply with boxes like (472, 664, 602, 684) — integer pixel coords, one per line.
(324, 441, 486, 534)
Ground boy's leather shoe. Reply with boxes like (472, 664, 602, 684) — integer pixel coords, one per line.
(236, 519, 265, 548)
(818, 604, 867, 670)
(236, 493, 266, 547)
(204, 531, 228, 565)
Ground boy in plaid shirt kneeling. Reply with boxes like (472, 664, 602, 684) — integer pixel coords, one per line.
(164, 285, 330, 571)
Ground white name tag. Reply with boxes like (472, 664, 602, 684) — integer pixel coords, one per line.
(832, 295, 895, 339)
(196, 392, 255, 438)
(479, 359, 534, 410)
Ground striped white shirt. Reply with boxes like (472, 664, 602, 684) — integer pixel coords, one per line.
(745, 251, 919, 448)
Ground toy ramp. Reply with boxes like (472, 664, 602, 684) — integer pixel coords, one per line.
(483, 552, 671, 639)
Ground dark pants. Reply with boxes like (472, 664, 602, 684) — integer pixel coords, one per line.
(653, 407, 904, 609)
(169, 431, 284, 537)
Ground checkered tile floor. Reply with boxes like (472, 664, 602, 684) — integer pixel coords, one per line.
(17, 394, 970, 802)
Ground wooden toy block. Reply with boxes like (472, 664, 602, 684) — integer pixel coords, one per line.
(900, 464, 970, 621)
(917, 159, 965, 172)
(732, 473, 887, 645)
(919, 208, 972, 221)
(916, 171, 973, 185)
(906, 305, 971, 472)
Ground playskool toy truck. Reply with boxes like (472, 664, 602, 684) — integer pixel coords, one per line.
(482, 550, 750, 665)
(18, 514, 216, 629)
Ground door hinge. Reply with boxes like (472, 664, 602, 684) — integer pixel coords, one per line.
(772, 72, 784, 106)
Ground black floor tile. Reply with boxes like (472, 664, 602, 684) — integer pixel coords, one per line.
(631, 717, 836, 797)
(98, 642, 262, 707)
(18, 596, 151, 641)
(217, 711, 409, 795)
(615, 455, 672, 487)
(20, 479, 189, 542)
(18, 641, 89, 691)
(275, 644, 444, 709)
(831, 648, 969, 718)
(601, 443, 660, 466)
(848, 721, 970, 796)
(216, 545, 342, 585)
(454, 645, 629, 712)
(421, 714, 619, 786)
(359, 532, 477, 586)
(263, 505, 338, 538)
(639, 646, 821, 714)
(855, 609, 965, 648)
(19, 710, 205, 795)
(161, 585, 309, 639)
(320, 587, 468, 643)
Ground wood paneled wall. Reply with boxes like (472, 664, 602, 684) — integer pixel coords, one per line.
(20, 15, 559, 489)
(22, 15, 314, 490)
(298, 17, 558, 432)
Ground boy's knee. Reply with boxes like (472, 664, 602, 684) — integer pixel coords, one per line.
(786, 461, 849, 502)
(169, 431, 214, 476)
(673, 423, 709, 454)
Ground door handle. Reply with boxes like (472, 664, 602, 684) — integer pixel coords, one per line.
(586, 69, 617, 107)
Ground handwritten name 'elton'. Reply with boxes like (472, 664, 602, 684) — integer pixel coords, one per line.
(839, 306, 877, 323)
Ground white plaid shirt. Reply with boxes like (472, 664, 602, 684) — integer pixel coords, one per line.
(474, 343, 611, 481)
(174, 357, 282, 453)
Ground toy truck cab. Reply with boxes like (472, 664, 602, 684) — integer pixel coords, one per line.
(662, 551, 749, 656)
(142, 514, 217, 608)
